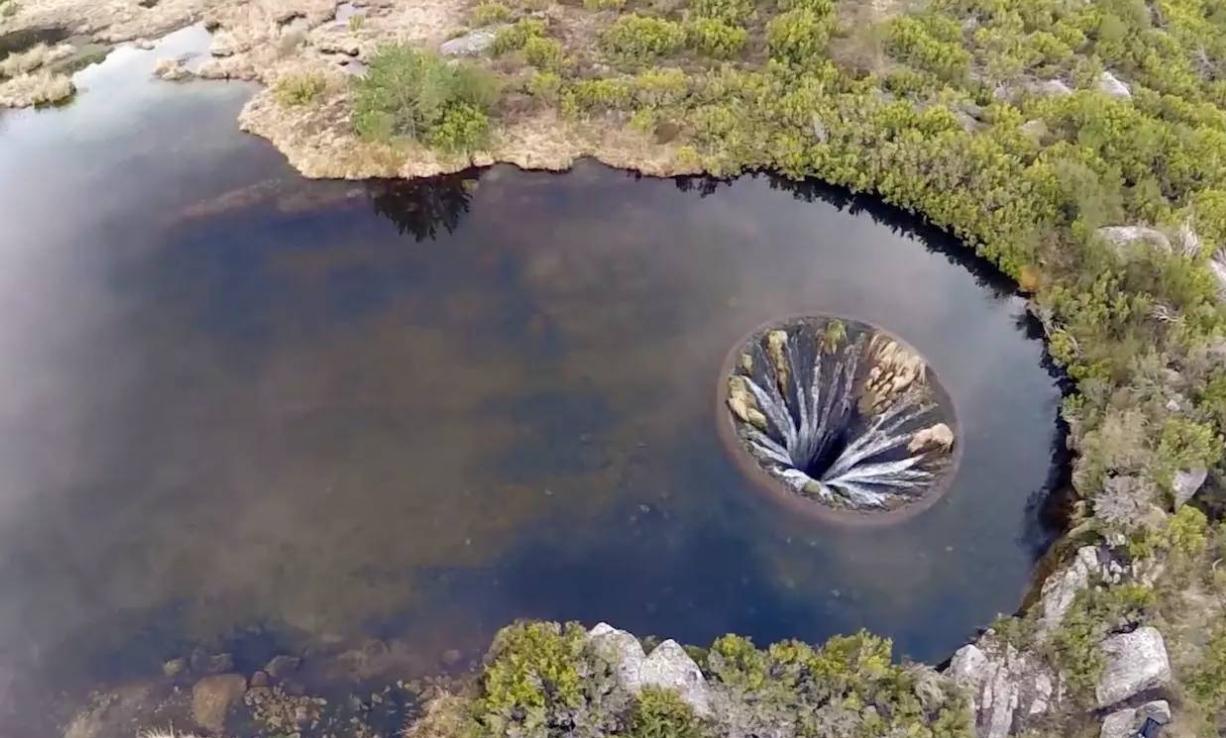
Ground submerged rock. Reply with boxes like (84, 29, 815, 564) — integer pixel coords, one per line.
(1096, 627, 1171, 708)
(265, 654, 302, 679)
(587, 623, 712, 716)
(191, 673, 247, 732)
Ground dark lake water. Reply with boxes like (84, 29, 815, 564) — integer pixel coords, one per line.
(0, 27, 1063, 736)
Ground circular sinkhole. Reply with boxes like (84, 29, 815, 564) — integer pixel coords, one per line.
(720, 316, 960, 522)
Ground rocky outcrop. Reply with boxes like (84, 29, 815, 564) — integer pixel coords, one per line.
(948, 642, 1056, 738)
(438, 27, 497, 56)
(1095, 627, 1171, 709)
(1100, 700, 1171, 738)
(1097, 71, 1131, 99)
(908, 423, 954, 453)
(1037, 546, 1121, 633)
(1097, 226, 1171, 257)
(587, 623, 712, 716)
(1172, 467, 1208, 507)
(191, 673, 247, 732)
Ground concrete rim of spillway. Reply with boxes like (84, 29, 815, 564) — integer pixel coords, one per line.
(715, 313, 965, 527)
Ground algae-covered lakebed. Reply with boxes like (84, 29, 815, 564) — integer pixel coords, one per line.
(0, 34, 1062, 735)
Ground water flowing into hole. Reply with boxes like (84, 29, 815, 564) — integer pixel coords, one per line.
(724, 317, 957, 516)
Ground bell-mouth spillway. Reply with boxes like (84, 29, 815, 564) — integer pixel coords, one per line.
(718, 315, 962, 525)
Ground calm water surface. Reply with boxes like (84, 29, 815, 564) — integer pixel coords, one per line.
(0, 28, 1063, 734)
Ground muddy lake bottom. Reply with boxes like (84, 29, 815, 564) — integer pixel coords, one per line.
(0, 31, 1064, 737)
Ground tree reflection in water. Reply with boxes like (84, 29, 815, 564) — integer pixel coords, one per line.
(367, 171, 480, 241)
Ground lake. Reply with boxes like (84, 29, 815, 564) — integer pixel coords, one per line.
(0, 27, 1064, 737)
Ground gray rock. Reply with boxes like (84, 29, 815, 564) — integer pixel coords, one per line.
(1177, 222, 1202, 256)
(1020, 119, 1048, 141)
(250, 670, 270, 688)
(1096, 627, 1172, 708)
(191, 673, 247, 732)
(948, 642, 1056, 738)
(1038, 546, 1102, 632)
(1036, 79, 1072, 96)
(265, 654, 302, 678)
(1100, 700, 1171, 738)
(439, 28, 498, 57)
(638, 640, 710, 716)
(1097, 225, 1171, 257)
(1172, 467, 1208, 507)
(1098, 70, 1131, 99)
(209, 30, 238, 57)
(586, 623, 711, 716)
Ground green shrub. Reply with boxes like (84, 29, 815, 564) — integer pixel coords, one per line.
(353, 45, 499, 152)
(1154, 417, 1221, 488)
(686, 18, 747, 59)
(1046, 584, 1156, 701)
(602, 14, 687, 61)
(527, 70, 563, 102)
(1161, 505, 1209, 557)
(629, 687, 706, 738)
(493, 18, 547, 54)
(633, 67, 690, 106)
(767, 8, 833, 66)
(1191, 626, 1226, 713)
(690, 0, 754, 24)
(274, 73, 327, 107)
(888, 15, 971, 82)
(561, 77, 633, 116)
(524, 35, 565, 70)
(474, 622, 586, 735)
(471, 1, 512, 25)
(427, 103, 492, 152)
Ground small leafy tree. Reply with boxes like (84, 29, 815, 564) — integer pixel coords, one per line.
(353, 45, 499, 152)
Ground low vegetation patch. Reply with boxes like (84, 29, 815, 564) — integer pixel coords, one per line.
(470, 1, 511, 26)
(274, 72, 327, 107)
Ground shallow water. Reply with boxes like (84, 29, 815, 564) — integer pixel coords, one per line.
(0, 28, 1063, 735)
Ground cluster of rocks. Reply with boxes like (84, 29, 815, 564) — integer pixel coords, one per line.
(947, 545, 1177, 738)
(587, 623, 712, 716)
(162, 649, 304, 733)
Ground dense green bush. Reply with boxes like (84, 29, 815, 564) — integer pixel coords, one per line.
(888, 15, 972, 82)
(602, 15, 687, 61)
(686, 18, 748, 59)
(474, 621, 587, 735)
(524, 35, 565, 70)
(767, 8, 834, 66)
(629, 688, 706, 738)
(689, 0, 754, 24)
(493, 18, 548, 54)
(353, 45, 498, 152)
